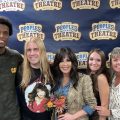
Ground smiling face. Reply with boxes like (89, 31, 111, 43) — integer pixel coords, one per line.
(111, 56, 120, 74)
(88, 52, 102, 73)
(26, 41, 40, 68)
(59, 56, 72, 76)
(0, 24, 9, 49)
(37, 89, 46, 99)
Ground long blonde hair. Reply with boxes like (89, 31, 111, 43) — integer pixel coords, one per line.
(21, 37, 53, 89)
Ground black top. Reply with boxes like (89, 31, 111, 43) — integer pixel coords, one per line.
(16, 68, 51, 120)
(0, 47, 23, 120)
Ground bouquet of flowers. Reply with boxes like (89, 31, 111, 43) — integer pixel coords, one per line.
(45, 94, 67, 116)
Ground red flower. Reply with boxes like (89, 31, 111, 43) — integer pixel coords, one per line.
(45, 94, 67, 114)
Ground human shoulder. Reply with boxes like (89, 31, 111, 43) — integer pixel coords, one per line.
(6, 47, 21, 56)
(97, 74, 108, 83)
(97, 74, 109, 90)
(6, 47, 23, 61)
(77, 73, 93, 92)
(78, 73, 92, 83)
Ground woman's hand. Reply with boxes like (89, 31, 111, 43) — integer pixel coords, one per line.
(58, 113, 76, 120)
(95, 106, 110, 117)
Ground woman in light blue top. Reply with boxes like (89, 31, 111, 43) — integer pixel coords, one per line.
(51, 47, 96, 120)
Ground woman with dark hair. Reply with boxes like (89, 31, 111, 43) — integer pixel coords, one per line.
(87, 48, 110, 120)
(51, 47, 96, 120)
(28, 83, 49, 113)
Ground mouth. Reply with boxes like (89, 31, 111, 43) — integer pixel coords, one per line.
(0, 43, 5, 47)
(62, 67, 69, 70)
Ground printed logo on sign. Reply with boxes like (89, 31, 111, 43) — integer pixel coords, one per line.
(33, 0, 62, 11)
(0, 0, 25, 11)
(53, 22, 81, 41)
(17, 23, 45, 41)
(76, 52, 88, 69)
(89, 21, 118, 40)
(46, 52, 88, 69)
(47, 52, 55, 64)
(109, 0, 120, 8)
(71, 0, 100, 9)
(106, 52, 111, 68)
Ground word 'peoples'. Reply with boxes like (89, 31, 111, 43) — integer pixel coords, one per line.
(72, 0, 99, 7)
(0, 2, 24, 9)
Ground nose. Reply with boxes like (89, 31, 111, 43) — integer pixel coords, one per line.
(29, 50, 35, 55)
(62, 61, 68, 65)
(92, 60, 96, 64)
(0, 32, 4, 38)
(117, 60, 120, 64)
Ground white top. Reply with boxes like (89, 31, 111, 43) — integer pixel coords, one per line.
(109, 76, 120, 120)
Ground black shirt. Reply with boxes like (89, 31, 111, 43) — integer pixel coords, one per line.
(16, 68, 51, 120)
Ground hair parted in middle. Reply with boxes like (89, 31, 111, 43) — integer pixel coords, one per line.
(87, 48, 110, 93)
(87, 48, 107, 75)
(21, 37, 53, 88)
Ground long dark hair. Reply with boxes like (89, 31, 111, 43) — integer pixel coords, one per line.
(87, 48, 110, 95)
(28, 83, 49, 102)
(51, 47, 79, 91)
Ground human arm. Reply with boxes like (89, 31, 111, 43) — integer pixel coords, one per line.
(58, 75, 97, 120)
(81, 75, 97, 117)
(97, 74, 110, 120)
(58, 106, 94, 120)
(95, 106, 110, 117)
(15, 52, 23, 86)
(95, 106, 120, 118)
(58, 110, 87, 120)
(96, 78, 120, 119)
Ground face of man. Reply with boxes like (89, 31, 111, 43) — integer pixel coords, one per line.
(0, 24, 9, 48)
(26, 41, 41, 68)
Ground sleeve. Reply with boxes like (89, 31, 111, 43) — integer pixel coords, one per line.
(81, 75, 97, 115)
(15, 53, 23, 87)
(15, 63, 23, 87)
(82, 105, 95, 115)
(17, 53, 23, 65)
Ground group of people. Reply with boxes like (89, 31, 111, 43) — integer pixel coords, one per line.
(0, 16, 120, 120)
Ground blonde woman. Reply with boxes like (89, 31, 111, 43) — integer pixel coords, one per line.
(16, 37, 53, 120)
(96, 47, 120, 120)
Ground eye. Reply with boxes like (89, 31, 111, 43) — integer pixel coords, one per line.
(96, 59, 101, 62)
(66, 58, 71, 62)
(34, 48, 39, 52)
(26, 48, 31, 52)
(4, 31, 9, 36)
(112, 58, 117, 62)
(89, 58, 93, 61)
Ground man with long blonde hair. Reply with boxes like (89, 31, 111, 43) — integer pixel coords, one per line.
(17, 37, 53, 120)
